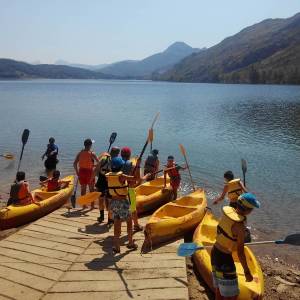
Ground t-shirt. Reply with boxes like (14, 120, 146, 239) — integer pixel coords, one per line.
(46, 144, 58, 159)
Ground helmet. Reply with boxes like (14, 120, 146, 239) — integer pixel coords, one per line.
(84, 138, 94, 147)
(238, 193, 260, 209)
(152, 149, 159, 156)
(121, 147, 131, 158)
(111, 157, 124, 170)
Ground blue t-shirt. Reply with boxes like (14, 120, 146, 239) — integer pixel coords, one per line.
(46, 143, 58, 159)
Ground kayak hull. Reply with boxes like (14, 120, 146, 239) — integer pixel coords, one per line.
(193, 211, 264, 299)
(135, 176, 173, 214)
(0, 175, 74, 230)
(145, 189, 207, 246)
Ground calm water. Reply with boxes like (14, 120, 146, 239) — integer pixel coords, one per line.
(0, 79, 299, 237)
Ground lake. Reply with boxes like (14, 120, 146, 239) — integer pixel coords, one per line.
(0, 79, 299, 238)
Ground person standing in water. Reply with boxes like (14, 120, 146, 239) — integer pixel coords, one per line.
(73, 139, 99, 209)
(211, 193, 260, 300)
(144, 149, 159, 181)
(42, 137, 59, 175)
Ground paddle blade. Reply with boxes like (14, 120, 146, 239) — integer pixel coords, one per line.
(77, 192, 101, 206)
(278, 233, 300, 246)
(179, 144, 186, 156)
(151, 112, 160, 128)
(22, 129, 30, 145)
(39, 176, 48, 182)
(1, 153, 14, 160)
(177, 242, 203, 257)
(241, 158, 247, 173)
(109, 132, 117, 145)
(148, 128, 154, 142)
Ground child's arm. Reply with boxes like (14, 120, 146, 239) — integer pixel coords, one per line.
(213, 184, 229, 205)
(239, 180, 248, 193)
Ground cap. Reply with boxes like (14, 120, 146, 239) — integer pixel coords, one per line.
(238, 193, 260, 209)
(121, 147, 131, 157)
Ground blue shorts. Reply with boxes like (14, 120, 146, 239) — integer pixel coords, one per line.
(211, 246, 239, 297)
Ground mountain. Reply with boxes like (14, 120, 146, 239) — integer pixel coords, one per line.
(158, 13, 300, 84)
(99, 42, 203, 78)
(55, 60, 108, 70)
(0, 59, 115, 79)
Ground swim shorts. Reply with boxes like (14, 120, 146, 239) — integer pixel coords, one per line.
(211, 246, 239, 297)
(110, 199, 131, 221)
(78, 168, 94, 185)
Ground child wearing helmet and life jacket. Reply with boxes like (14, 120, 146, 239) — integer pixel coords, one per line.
(40, 170, 70, 192)
(144, 149, 159, 181)
(7, 171, 34, 206)
(120, 146, 143, 232)
(213, 171, 247, 208)
(211, 193, 260, 299)
(106, 157, 149, 253)
(163, 155, 186, 200)
(73, 138, 99, 209)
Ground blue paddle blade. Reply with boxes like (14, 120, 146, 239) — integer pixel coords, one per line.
(177, 242, 204, 257)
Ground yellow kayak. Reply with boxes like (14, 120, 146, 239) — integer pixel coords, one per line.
(135, 176, 173, 214)
(0, 175, 74, 230)
(193, 211, 264, 299)
(144, 189, 207, 246)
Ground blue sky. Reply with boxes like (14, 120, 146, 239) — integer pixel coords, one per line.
(1, 0, 300, 64)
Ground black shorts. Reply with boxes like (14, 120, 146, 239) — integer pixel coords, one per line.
(95, 173, 108, 193)
(45, 158, 58, 170)
(211, 246, 239, 297)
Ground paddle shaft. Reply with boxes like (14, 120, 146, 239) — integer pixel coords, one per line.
(17, 145, 25, 172)
(241, 159, 247, 186)
(17, 129, 30, 172)
(179, 145, 196, 191)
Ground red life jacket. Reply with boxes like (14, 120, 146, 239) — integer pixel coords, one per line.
(167, 165, 181, 182)
(47, 178, 60, 191)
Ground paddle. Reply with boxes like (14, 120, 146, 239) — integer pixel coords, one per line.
(179, 144, 196, 191)
(70, 177, 78, 208)
(241, 158, 247, 186)
(77, 191, 101, 206)
(107, 132, 117, 152)
(177, 233, 300, 257)
(39, 175, 48, 182)
(150, 112, 159, 151)
(0, 153, 14, 160)
(17, 129, 30, 172)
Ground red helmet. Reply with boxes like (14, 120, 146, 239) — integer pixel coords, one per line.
(121, 147, 131, 158)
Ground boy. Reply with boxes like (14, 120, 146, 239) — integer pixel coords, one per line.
(211, 193, 260, 299)
(163, 155, 186, 200)
(73, 139, 99, 209)
(213, 171, 247, 208)
(40, 170, 70, 192)
(42, 137, 59, 174)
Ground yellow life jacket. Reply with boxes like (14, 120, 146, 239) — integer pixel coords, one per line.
(216, 206, 245, 253)
(106, 171, 128, 198)
(227, 178, 243, 202)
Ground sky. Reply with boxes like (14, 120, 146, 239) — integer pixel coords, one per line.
(1, 0, 300, 65)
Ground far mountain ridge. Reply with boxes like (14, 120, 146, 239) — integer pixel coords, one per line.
(158, 12, 300, 84)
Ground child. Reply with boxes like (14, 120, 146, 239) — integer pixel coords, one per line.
(40, 170, 70, 192)
(213, 170, 247, 208)
(163, 155, 186, 200)
(7, 171, 34, 206)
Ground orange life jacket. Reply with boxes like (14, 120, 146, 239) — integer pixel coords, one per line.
(79, 150, 94, 169)
(167, 164, 181, 182)
(47, 178, 60, 191)
(9, 181, 32, 205)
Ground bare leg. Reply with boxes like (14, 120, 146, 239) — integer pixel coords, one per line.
(132, 210, 143, 231)
(81, 184, 87, 209)
(127, 216, 134, 246)
(88, 183, 95, 209)
(113, 218, 121, 252)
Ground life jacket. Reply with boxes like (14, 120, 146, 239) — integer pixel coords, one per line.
(216, 206, 246, 253)
(47, 178, 60, 191)
(122, 159, 133, 175)
(227, 178, 243, 202)
(106, 171, 128, 198)
(78, 150, 94, 169)
(144, 154, 158, 173)
(46, 143, 58, 158)
(9, 181, 32, 205)
(168, 164, 181, 182)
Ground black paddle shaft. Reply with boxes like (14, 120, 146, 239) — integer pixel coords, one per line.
(17, 129, 30, 172)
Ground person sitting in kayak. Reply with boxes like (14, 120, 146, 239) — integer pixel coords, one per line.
(163, 155, 186, 200)
(40, 170, 70, 192)
(120, 146, 143, 232)
(106, 157, 148, 253)
(7, 171, 34, 206)
(211, 193, 260, 300)
(73, 139, 99, 209)
(42, 137, 59, 175)
(144, 149, 159, 181)
(94, 146, 120, 225)
(213, 171, 247, 208)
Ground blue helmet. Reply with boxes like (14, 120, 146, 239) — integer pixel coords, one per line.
(111, 157, 124, 171)
(238, 193, 260, 209)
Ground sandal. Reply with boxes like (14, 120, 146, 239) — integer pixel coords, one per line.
(112, 247, 120, 254)
(127, 242, 138, 250)
(134, 224, 143, 232)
